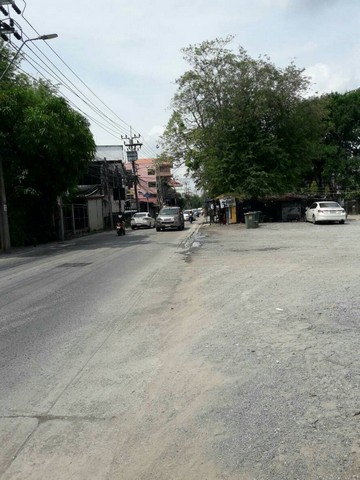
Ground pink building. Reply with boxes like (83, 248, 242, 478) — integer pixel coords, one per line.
(125, 158, 172, 210)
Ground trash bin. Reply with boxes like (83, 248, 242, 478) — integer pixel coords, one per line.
(254, 211, 262, 223)
(244, 212, 259, 229)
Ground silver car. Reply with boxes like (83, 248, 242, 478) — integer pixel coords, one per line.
(305, 201, 346, 224)
(156, 207, 184, 231)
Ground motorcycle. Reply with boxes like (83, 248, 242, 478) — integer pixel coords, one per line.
(189, 212, 194, 224)
(116, 220, 126, 236)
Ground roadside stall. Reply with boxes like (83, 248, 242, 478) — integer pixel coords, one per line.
(217, 195, 237, 224)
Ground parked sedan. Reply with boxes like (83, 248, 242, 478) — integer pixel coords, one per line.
(130, 212, 155, 229)
(305, 201, 346, 224)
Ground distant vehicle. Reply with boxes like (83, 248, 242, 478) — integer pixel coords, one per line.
(305, 201, 346, 224)
(130, 212, 155, 229)
(183, 209, 197, 221)
(156, 207, 184, 231)
(183, 210, 191, 221)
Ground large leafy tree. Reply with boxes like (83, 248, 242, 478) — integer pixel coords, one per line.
(302, 90, 360, 195)
(322, 90, 360, 194)
(162, 37, 312, 198)
(0, 50, 95, 244)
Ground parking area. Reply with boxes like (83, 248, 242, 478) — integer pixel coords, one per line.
(179, 216, 360, 478)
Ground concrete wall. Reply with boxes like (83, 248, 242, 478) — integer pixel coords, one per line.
(87, 198, 104, 231)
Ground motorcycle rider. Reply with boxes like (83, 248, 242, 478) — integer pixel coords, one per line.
(116, 213, 126, 235)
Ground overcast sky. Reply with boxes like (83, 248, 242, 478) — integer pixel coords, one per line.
(13, 0, 360, 161)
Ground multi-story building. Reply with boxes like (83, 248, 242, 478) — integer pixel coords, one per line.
(124, 158, 173, 212)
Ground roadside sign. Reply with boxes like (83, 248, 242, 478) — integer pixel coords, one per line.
(127, 151, 138, 162)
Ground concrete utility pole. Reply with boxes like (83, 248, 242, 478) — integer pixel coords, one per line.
(122, 128, 142, 212)
(115, 165, 123, 213)
(131, 160, 139, 212)
(103, 158, 113, 229)
(155, 160, 163, 207)
(57, 196, 64, 242)
(0, 156, 11, 252)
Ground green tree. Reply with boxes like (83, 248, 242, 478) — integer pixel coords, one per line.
(302, 90, 360, 195)
(323, 90, 360, 194)
(0, 40, 18, 81)
(0, 73, 95, 244)
(162, 37, 312, 198)
(188, 193, 204, 208)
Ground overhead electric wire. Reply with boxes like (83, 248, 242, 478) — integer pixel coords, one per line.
(7, 12, 162, 159)
(24, 34, 161, 158)
(16, 43, 155, 147)
(21, 14, 140, 136)
(18, 33, 132, 138)
(64, 97, 125, 139)
(10, 43, 125, 142)
(20, 13, 160, 155)
(8, 40, 119, 137)
(19, 13, 161, 158)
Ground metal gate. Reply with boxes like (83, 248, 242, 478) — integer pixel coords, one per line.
(63, 204, 89, 237)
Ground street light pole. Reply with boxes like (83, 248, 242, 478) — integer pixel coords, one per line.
(0, 33, 58, 81)
(0, 33, 58, 252)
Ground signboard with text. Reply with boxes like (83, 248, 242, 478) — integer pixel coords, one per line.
(126, 151, 138, 162)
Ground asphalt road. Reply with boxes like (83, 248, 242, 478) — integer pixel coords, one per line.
(0, 218, 359, 479)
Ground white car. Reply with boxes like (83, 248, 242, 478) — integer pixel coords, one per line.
(131, 212, 155, 229)
(305, 201, 346, 224)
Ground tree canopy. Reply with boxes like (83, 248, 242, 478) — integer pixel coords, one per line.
(162, 37, 360, 199)
(319, 90, 360, 195)
(0, 41, 95, 245)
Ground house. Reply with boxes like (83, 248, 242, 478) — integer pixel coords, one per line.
(71, 145, 127, 233)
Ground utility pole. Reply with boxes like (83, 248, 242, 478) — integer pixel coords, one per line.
(57, 196, 64, 241)
(115, 164, 123, 213)
(0, 156, 11, 252)
(155, 160, 163, 207)
(185, 181, 190, 208)
(122, 128, 142, 212)
(102, 158, 113, 229)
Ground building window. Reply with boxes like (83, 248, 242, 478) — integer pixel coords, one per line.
(148, 181, 157, 188)
(147, 168, 155, 175)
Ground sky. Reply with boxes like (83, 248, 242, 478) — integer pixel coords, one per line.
(6, 0, 360, 178)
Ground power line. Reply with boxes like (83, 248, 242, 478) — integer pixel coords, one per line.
(18, 34, 131, 137)
(19, 13, 161, 157)
(4, 11, 162, 158)
(8, 40, 125, 141)
(21, 14, 140, 136)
